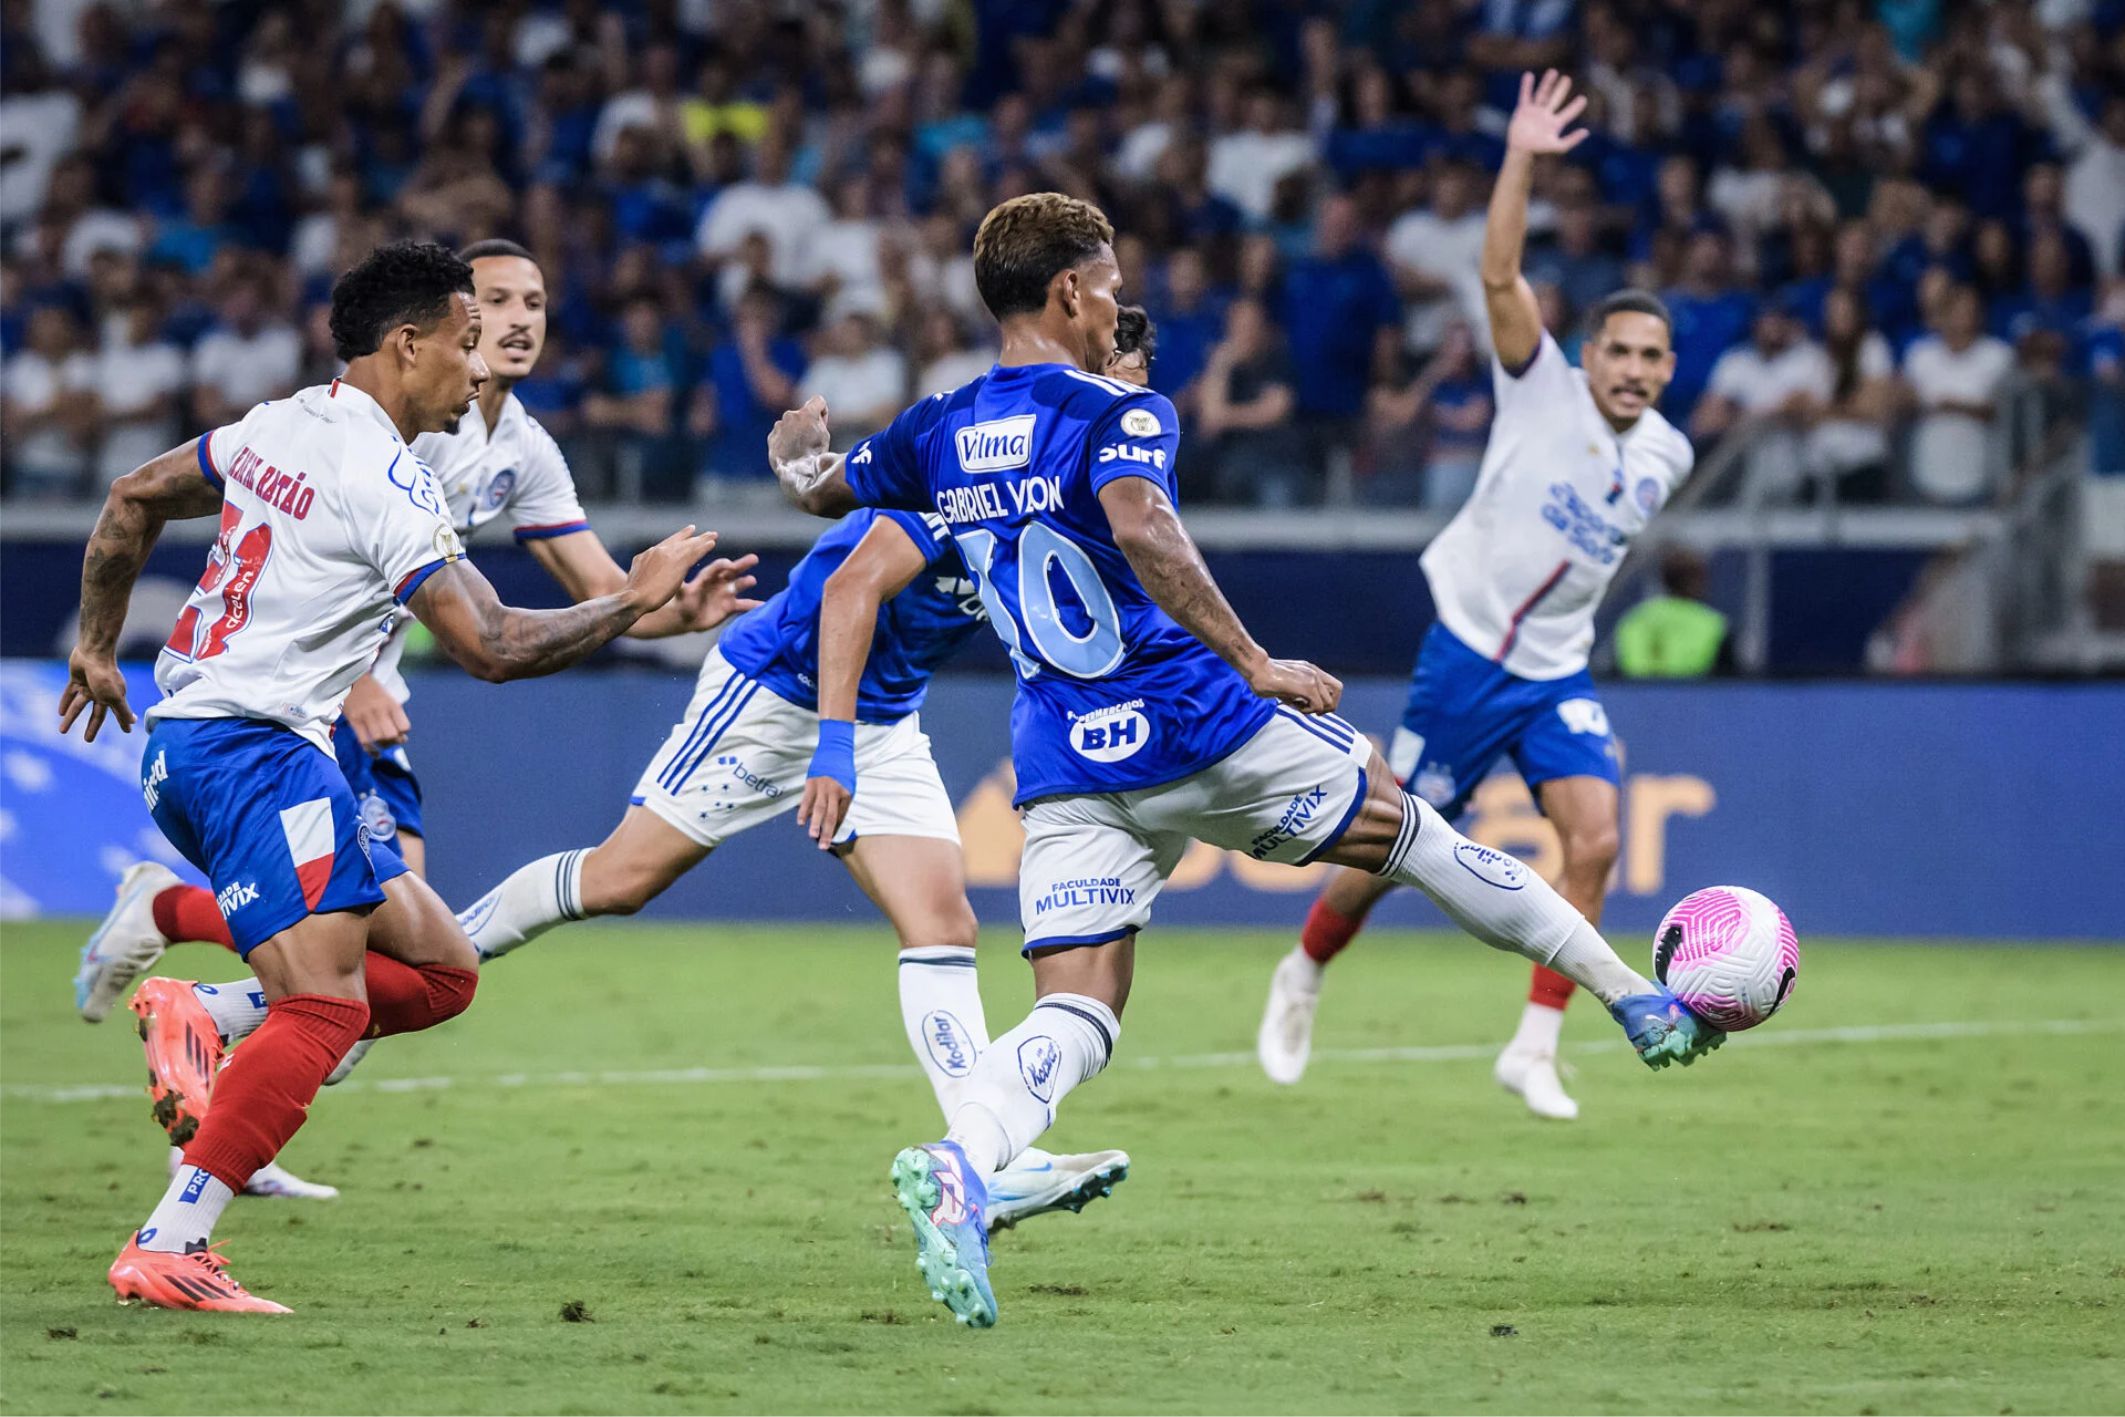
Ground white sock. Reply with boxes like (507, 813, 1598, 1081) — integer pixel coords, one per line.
(137, 1165, 236, 1252)
(1283, 945, 1324, 990)
(898, 946, 992, 1122)
(192, 979, 268, 1044)
(1378, 794, 1650, 1005)
(1506, 1001, 1567, 1055)
(455, 849, 588, 961)
(945, 992, 1119, 1174)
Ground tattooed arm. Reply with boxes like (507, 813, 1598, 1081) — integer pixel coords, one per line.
(58, 442, 226, 741)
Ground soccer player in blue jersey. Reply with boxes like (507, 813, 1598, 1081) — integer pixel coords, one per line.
(770, 191, 1724, 1328)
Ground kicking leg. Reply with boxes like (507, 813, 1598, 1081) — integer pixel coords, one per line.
(1258, 866, 1397, 1084)
(455, 807, 708, 961)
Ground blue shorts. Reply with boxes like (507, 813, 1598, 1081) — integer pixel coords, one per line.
(331, 718, 425, 845)
(142, 717, 409, 958)
(1388, 624, 1620, 820)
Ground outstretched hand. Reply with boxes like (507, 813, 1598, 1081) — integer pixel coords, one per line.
(673, 553, 763, 632)
(1506, 70, 1588, 156)
(623, 525, 722, 615)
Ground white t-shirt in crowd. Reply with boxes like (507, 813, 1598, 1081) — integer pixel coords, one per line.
(916, 348, 995, 399)
(799, 348, 908, 443)
(1809, 333, 1897, 474)
(694, 180, 831, 286)
(192, 324, 303, 409)
(1903, 333, 2016, 503)
(1205, 129, 1316, 221)
(1385, 207, 1490, 352)
(2, 349, 93, 478)
(94, 337, 188, 484)
(1706, 339, 1834, 412)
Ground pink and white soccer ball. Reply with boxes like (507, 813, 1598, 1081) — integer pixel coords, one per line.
(1652, 886, 1799, 1031)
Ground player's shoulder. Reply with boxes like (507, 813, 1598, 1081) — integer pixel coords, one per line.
(1634, 405, 1696, 473)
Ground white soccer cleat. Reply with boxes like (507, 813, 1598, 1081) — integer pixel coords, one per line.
(167, 1147, 341, 1200)
(1256, 948, 1322, 1086)
(1494, 1045, 1579, 1121)
(985, 1146, 1130, 1232)
(323, 1037, 374, 1086)
(76, 862, 179, 1023)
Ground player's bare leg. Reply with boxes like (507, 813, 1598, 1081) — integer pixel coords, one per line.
(1258, 865, 1395, 1084)
(845, 834, 1131, 1230)
(1491, 776, 1619, 1119)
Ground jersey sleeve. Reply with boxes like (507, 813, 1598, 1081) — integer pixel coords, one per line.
(841, 394, 942, 511)
(195, 406, 265, 490)
(877, 509, 960, 570)
(1087, 390, 1182, 500)
(348, 445, 469, 604)
(1491, 329, 1569, 407)
(507, 417, 592, 541)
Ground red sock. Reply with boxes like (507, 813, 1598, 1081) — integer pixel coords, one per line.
(151, 885, 236, 951)
(182, 993, 368, 1190)
(359, 953, 478, 1038)
(1529, 964, 1577, 1010)
(1300, 898, 1365, 965)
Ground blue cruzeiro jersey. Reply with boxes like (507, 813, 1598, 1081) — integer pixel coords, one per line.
(842, 362, 1274, 802)
(716, 509, 986, 723)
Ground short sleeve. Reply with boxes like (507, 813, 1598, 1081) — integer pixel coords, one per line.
(196, 407, 265, 490)
(506, 417, 591, 541)
(1087, 390, 1182, 500)
(348, 445, 468, 604)
(842, 394, 941, 512)
(1491, 329, 1569, 405)
(878, 509, 960, 570)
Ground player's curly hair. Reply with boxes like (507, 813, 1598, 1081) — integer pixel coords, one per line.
(1114, 305, 1155, 364)
(972, 193, 1114, 321)
(328, 240, 475, 361)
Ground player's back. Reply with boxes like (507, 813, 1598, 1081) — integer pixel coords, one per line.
(716, 508, 988, 722)
(1420, 333, 1694, 680)
(843, 361, 1272, 803)
(151, 380, 462, 750)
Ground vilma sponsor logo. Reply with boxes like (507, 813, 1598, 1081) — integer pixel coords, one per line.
(141, 750, 168, 810)
(216, 881, 260, 916)
(1068, 700, 1150, 763)
(1018, 1035, 1062, 1103)
(1250, 784, 1330, 860)
(1452, 841, 1529, 890)
(924, 1010, 975, 1077)
(954, 415, 1037, 473)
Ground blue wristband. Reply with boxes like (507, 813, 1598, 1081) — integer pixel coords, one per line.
(810, 718, 856, 793)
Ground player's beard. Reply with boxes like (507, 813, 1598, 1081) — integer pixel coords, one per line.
(439, 410, 464, 434)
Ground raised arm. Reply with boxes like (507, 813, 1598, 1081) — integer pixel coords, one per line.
(1096, 475, 1340, 714)
(796, 515, 933, 847)
(769, 395, 861, 517)
(406, 524, 718, 682)
(58, 440, 227, 741)
(1482, 71, 1588, 372)
(525, 527, 760, 637)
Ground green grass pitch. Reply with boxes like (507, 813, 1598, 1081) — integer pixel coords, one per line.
(2, 922, 2121, 1414)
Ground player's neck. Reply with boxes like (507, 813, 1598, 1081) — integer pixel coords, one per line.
(475, 379, 515, 432)
(336, 362, 422, 442)
(1601, 409, 1643, 435)
(996, 319, 1090, 373)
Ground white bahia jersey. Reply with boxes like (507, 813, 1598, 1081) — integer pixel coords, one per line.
(149, 380, 466, 752)
(1421, 331, 1694, 680)
(364, 393, 590, 702)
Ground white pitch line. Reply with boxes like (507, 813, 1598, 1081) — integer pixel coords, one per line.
(4, 1017, 2117, 1106)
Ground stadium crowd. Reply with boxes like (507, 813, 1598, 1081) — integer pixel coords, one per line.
(3, 0, 2122, 507)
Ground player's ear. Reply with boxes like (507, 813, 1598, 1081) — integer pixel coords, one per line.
(1053, 267, 1079, 319)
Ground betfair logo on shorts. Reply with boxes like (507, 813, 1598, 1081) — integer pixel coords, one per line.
(1068, 700, 1149, 763)
(141, 750, 168, 810)
(715, 755, 783, 799)
(216, 881, 260, 917)
(1250, 785, 1329, 860)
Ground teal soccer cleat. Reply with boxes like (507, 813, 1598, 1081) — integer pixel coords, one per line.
(1609, 987, 1726, 1069)
(891, 1141, 998, 1328)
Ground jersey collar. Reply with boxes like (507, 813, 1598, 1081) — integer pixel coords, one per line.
(327, 378, 406, 445)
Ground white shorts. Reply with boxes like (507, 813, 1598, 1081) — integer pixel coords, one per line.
(632, 647, 959, 848)
(1017, 708, 1372, 952)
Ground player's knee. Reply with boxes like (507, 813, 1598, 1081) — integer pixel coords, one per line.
(1562, 821, 1621, 878)
(423, 962, 478, 1022)
(908, 901, 979, 953)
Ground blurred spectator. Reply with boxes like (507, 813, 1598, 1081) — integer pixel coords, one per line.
(798, 306, 907, 448)
(697, 287, 806, 484)
(190, 276, 302, 430)
(1386, 162, 1488, 354)
(1362, 320, 1494, 509)
(1206, 89, 1316, 223)
(1663, 232, 1757, 423)
(1903, 283, 2017, 505)
(92, 292, 187, 487)
(2, 304, 93, 496)
(1528, 198, 1625, 327)
(913, 310, 993, 399)
(1194, 298, 1309, 507)
(0, 48, 79, 228)
(2056, 96, 2125, 280)
(1806, 289, 1903, 504)
(1612, 547, 1734, 678)
(2088, 281, 2125, 476)
(1146, 246, 1218, 408)
(694, 134, 830, 288)
(801, 176, 888, 313)
(584, 296, 684, 500)
(1693, 302, 1833, 501)
(1280, 194, 1399, 450)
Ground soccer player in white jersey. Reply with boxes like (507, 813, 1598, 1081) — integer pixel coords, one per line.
(55, 240, 719, 1311)
(770, 189, 1722, 1327)
(1257, 72, 1696, 1121)
(74, 239, 758, 1196)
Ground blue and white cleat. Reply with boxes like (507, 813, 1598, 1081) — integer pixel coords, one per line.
(986, 1147, 1130, 1233)
(76, 862, 178, 1022)
(1609, 987, 1726, 1069)
(891, 1141, 998, 1328)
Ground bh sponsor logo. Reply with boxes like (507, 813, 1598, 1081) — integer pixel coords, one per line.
(216, 880, 260, 916)
(1249, 784, 1330, 860)
(1069, 699, 1149, 763)
(955, 415, 1036, 474)
(141, 750, 169, 810)
(1018, 1035, 1062, 1103)
(1453, 841, 1528, 890)
(924, 1010, 975, 1078)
